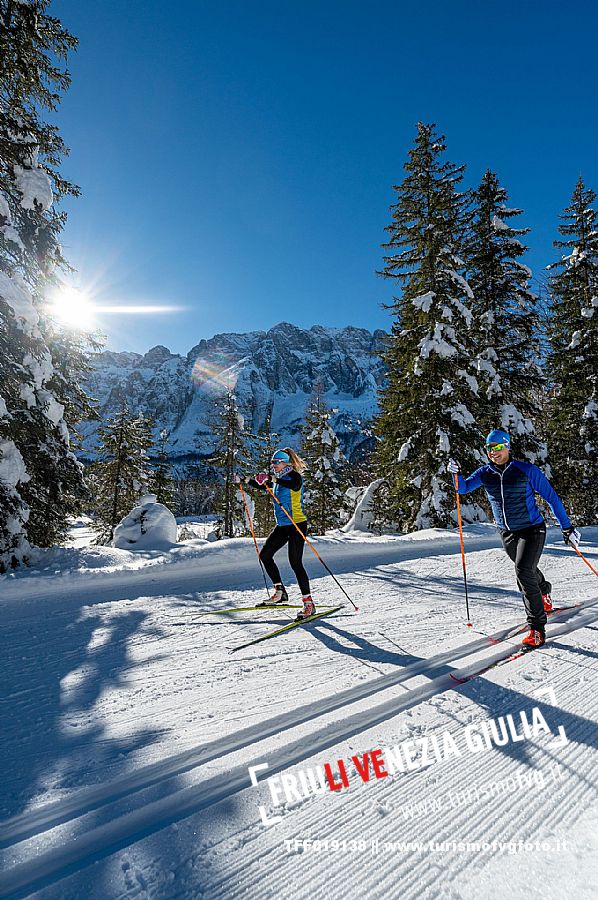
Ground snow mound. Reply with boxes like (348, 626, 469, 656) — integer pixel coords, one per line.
(112, 494, 178, 550)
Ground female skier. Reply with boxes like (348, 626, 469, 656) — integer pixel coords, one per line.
(247, 448, 315, 621)
(448, 429, 579, 648)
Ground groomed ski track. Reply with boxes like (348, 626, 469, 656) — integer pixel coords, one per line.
(2, 607, 598, 898)
(2, 601, 596, 849)
(2, 527, 598, 898)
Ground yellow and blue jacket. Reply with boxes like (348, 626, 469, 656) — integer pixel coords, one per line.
(271, 470, 307, 525)
(249, 471, 307, 525)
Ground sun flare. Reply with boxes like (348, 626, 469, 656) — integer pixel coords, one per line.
(48, 285, 96, 331)
(46, 282, 185, 333)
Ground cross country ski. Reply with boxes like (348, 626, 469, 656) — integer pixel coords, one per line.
(231, 606, 344, 652)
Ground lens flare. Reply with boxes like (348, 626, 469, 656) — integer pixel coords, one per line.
(94, 305, 183, 314)
(46, 280, 185, 334)
(191, 354, 248, 392)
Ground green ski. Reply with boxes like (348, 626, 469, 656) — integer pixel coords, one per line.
(196, 603, 337, 616)
(231, 606, 343, 652)
(164, 604, 338, 626)
(198, 604, 303, 616)
(163, 604, 301, 626)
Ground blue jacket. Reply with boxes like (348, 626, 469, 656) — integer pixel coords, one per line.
(455, 460, 571, 532)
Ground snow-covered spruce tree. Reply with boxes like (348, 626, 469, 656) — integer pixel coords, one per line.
(210, 390, 252, 538)
(300, 390, 349, 533)
(466, 170, 546, 460)
(0, 2, 94, 568)
(367, 478, 396, 535)
(374, 123, 485, 531)
(0, 309, 31, 567)
(151, 429, 174, 508)
(545, 178, 598, 523)
(342, 421, 379, 523)
(90, 406, 155, 543)
(247, 411, 279, 537)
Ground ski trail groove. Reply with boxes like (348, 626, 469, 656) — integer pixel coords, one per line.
(3, 600, 595, 848)
(206, 674, 598, 900)
(1, 600, 596, 849)
(1, 610, 597, 898)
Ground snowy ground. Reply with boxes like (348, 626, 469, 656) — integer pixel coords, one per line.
(1, 525, 598, 899)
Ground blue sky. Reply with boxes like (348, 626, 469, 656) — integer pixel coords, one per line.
(52, 0, 597, 355)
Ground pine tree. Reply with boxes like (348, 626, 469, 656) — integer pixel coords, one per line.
(248, 411, 279, 536)
(374, 123, 485, 532)
(466, 170, 546, 461)
(90, 405, 155, 543)
(301, 389, 348, 533)
(545, 178, 598, 523)
(367, 478, 396, 535)
(0, 2, 94, 568)
(151, 429, 174, 508)
(210, 391, 252, 537)
(22, 324, 98, 548)
(343, 432, 376, 523)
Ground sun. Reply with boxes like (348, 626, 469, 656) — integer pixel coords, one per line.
(48, 285, 96, 331)
(46, 282, 185, 331)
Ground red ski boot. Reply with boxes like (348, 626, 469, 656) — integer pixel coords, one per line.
(542, 593, 553, 613)
(522, 628, 545, 649)
(295, 596, 316, 621)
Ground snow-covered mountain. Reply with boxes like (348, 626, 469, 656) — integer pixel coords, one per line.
(81, 322, 387, 462)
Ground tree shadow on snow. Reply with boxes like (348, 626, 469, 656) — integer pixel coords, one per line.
(0, 608, 168, 820)
(37, 794, 243, 900)
(0, 602, 235, 897)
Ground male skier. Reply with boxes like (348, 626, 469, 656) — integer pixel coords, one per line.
(448, 429, 579, 647)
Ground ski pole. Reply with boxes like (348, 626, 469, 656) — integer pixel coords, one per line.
(453, 473, 472, 627)
(570, 540, 598, 579)
(238, 480, 271, 602)
(263, 482, 359, 611)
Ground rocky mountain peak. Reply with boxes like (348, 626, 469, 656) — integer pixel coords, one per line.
(82, 323, 387, 463)
(140, 345, 174, 368)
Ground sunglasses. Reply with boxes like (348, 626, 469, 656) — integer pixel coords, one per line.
(486, 442, 509, 451)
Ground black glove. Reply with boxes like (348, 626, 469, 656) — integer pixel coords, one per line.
(562, 526, 581, 546)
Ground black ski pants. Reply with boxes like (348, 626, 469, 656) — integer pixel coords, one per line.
(500, 523, 552, 629)
(259, 522, 311, 596)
